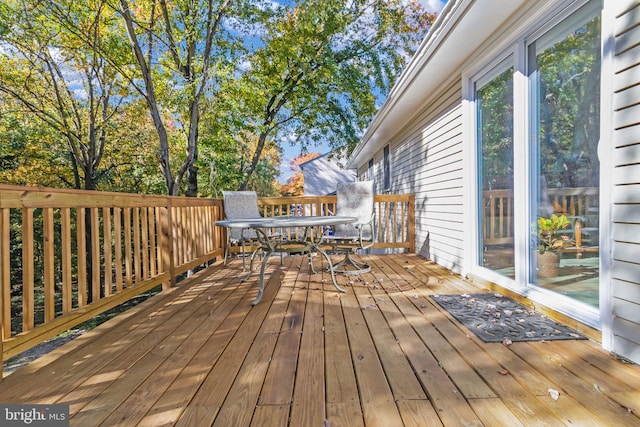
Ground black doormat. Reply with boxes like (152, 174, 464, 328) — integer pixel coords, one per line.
(431, 293, 587, 343)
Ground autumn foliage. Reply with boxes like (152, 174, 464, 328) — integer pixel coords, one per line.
(279, 152, 321, 197)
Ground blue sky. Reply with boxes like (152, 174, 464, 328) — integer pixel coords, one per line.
(278, 0, 447, 183)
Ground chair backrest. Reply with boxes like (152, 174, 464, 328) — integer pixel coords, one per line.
(222, 191, 261, 240)
(334, 181, 374, 239)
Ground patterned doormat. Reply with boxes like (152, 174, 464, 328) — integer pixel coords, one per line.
(431, 293, 587, 343)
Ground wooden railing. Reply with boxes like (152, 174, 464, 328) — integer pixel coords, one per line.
(257, 194, 415, 251)
(0, 185, 414, 375)
(482, 187, 599, 245)
(0, 184, 225, 373)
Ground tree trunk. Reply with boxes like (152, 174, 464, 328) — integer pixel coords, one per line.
(186, 165, 199, 197)
(119, 0, 175, 195)
(239, 130, 270, 191)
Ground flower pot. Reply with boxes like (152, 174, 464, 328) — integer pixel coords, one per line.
(537, 251, 560, 278)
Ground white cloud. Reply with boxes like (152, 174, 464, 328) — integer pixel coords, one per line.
(420, 0, 447, 13)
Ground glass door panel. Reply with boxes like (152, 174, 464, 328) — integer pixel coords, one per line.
(477, 67, 515, 278)
(529, 10, 601, 307)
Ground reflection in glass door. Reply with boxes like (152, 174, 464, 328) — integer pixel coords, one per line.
(477, 66, 514, 278)
(529, 9, 601, 307)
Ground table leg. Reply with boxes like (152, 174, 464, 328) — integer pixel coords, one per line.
(308, 253, 317, 274)
(241, 246, 262, 284)
(251, 250, 271, 306)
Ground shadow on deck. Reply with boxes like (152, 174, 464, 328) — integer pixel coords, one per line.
(0, 254, 638, 426)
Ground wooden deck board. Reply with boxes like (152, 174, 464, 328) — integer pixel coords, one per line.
(352, 281, 428, 401)
(174, 267, 283, 427)
(364, 260, 484, 426)
(257, 256, 306, 407)
(512, 341, 639, 425)
(289, 269, 326, 427)
(73, 284, 244, 423)
(419, 296, 559, 424)
(341, 287, 404, 427)
(0, 253, 638, 426)
(324, 269, 364, 427)
(137, 277, 257, 427)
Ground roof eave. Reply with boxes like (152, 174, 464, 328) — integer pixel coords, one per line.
(347, 0, 528, 168)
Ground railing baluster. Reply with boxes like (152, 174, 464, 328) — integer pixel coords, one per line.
(77, 208, 87, 307)
(1, 208, 11, 339)
(133, 207, 142, 284)
(148, 207, 157, 277)
(22, 208, 34, 332)
(141, 207, 149, 281)
(124, 208, 132, 287)
(104, 207, 113, 297)
(61, 208, 72, 313)
(91, 207, 100, 303)
(114, 207, 124, 292)
(43, 207, 55, 322)
(155, 206, 163, 275)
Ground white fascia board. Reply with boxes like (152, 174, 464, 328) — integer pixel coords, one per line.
(348, 0, 527, 168)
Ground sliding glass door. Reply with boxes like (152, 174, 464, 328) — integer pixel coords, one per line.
(529, 6, 601, 307)
(474, 1, 601, 310)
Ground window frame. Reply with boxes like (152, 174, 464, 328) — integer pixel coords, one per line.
(383, 145, 391, 192)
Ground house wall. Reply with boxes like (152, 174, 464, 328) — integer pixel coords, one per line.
(353, 0, 640, 364)
(610, 0, 640, 362)
(359, 78, 466, 273)
(302, 154, 355, 196)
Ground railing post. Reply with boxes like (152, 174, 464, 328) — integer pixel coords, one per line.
(160, 200, 176, 289)
(0, 208, 7, 378)
(408, 194, 415, 253)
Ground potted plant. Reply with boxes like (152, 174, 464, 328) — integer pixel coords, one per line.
(536, 214, 572, 278)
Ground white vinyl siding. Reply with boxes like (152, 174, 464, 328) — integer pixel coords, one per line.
(610, 0, 640, 362)
(301, 153, 355, 196)
(390, 78, 465, 273)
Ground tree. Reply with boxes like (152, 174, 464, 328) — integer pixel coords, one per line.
(113, 0, 236, 196)
(0, 97, 72, 187)
(0, 0, 437, 195)
(536, 16, 601, 188)
(199, 126, 283, 197)
(225, 0, 435, 190)
(32, 0, 239, 196)
(0, 0, 128, 191)
(279, 152, 320, 196)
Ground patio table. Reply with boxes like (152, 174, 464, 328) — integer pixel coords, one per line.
(216, 215, 357, 305)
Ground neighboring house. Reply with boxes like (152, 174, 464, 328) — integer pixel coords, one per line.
(301, 151, 355, 196)
(348, 0, 640, 364)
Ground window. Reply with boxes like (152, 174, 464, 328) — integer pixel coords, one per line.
(368, 158, 374, 183)
(383, 145, 391, 191)
(471, 1, 601, 310)
(476, 64, 515, 278)
(528, 5, 601, 307)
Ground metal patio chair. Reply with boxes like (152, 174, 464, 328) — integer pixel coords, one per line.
(222, 191, 264, 271)
(321, 181, 375, 274)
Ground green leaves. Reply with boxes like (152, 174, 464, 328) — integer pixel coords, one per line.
(220, 0, 434, 190)
(537, 214, 572, 253)
(0, 0, 436, 195)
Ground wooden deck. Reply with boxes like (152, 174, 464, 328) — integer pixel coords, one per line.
(0, 253, 638, 426)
